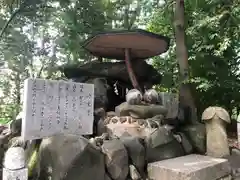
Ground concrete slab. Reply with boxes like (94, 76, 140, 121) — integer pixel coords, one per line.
(147, 154, 231, 180)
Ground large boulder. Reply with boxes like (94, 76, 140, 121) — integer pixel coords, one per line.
(85, 78, 109, 109)
(129, 165, 142, 180)
(101, 139, 129, 180)
(9, 112, 23, 136)
(180, 123, 206, 154)
(158, 92, 179, 119)
(175, 132, 193, 154)
(120, 136, 146, 176)
(37, 134, 105, 180)
(145, 127, 184, 162)
(62, 61, 162, 88)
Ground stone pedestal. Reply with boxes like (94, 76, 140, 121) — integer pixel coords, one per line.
(2, 168, 28, 180)
(147, 154, 231, 180)
(3, 147, 28, 180)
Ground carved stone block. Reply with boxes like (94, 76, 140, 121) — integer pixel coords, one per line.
(147, 154, 231, 180)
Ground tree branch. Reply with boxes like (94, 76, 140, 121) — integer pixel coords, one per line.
(0, 0, 40, 39)
(37, 63, 45, 78)
(0, 8, 21, 38)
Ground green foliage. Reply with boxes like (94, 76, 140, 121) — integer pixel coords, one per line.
(148, 0, 240, 114)
(0, 0, 239, 120)
(0, 0, 149, 120)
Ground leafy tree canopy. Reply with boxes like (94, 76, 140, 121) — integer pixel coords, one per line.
(0, 0, 239, 122)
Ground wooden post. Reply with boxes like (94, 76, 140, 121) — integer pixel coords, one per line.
(124, 49, 142, 92)
(174, 0, 198, 123)
(3, 147, 28, 180)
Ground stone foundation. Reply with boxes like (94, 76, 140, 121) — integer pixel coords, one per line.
(147, 154, 231, 180)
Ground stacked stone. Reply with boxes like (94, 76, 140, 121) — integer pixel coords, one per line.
(2, 87, 239, 180)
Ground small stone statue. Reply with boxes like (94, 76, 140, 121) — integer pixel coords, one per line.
(126, 89, 142, 105)
(3, 147, 28, 180)
(202, 106, 231, 158)
(143, 89, 160, 104)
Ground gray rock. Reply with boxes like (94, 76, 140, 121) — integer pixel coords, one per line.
(115, 102, 167, 119)
(180, 123, 206, 154)
(148, 154, 231, 180)
(37, 134, 105, 180)
(158, 92, 179, 119)
(106, 116, 152, 138)
(8, 136, 26, 148)
(105, 173, 113, 180)
(0, 147, 4, 168)
(94, 108, 107, 136)
(176, 132, 193, 154)
(129, 165, 142, 180)
(120, 136, 146, 175)
(97, 118, 107, 136)
(0, 124, 9, 134)
(0, 134, 9, 166)
(145, 127, 175, 148)
(227, 148, 240, 178)
(86, 78, 109, 109)
(218, 175, 232, 180)
(101, 139, 129, 180)
(231, 148, 240, 156)
(0, 132, 12, 168)
(145, 127, 184, 163)
(145, 114, 164, 128)
(10, 112, 22, 136)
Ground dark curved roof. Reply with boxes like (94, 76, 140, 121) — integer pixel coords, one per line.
(83, 29, 170, 60)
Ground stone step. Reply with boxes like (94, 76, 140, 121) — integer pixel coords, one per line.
(147, 154, 231, 180)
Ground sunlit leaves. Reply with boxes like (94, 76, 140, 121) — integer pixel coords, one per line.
(148, 0, 240, 113)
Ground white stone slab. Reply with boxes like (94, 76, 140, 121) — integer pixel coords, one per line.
(147, 154, 231, 180)
(2, 168, 28, 180)
(21, 78, 94, 141)
(158, 92, 179, 119)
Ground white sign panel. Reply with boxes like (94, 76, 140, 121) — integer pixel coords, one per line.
(21, 78, 94, 141)
(2, 168, 28, 180)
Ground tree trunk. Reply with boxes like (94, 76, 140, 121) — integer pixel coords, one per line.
(174, 0, 198, 123)
(14, 72, 21, 116)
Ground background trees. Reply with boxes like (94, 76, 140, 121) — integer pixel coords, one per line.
(0, 0, 239, 123)
(148, 0, 240, 118)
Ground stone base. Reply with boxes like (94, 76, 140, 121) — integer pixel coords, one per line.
(217, 175, 232, 180)
(2, 168, 28, 180)
(147, 154, 231, 180)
